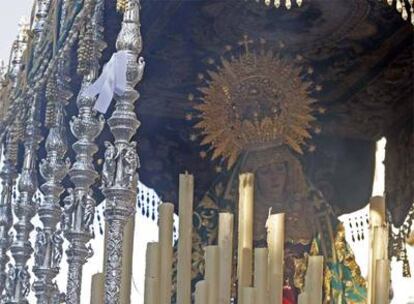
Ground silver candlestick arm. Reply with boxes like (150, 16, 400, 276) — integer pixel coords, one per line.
(102, 0, 144, 303)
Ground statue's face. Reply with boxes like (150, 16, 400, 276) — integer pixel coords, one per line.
(255, 161, 287, 200)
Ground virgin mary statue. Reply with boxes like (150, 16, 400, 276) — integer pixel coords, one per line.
(190, 145, 367, 304)
(188, 43, 367, 304)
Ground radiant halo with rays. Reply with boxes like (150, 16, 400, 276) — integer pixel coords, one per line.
(191, 36, 322, 169)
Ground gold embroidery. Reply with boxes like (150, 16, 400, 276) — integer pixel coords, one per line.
(323, 266, 332, 304)
(293, 255, 308, 292)
(310, 238, 320, 256)
(334, 223, 366, 287)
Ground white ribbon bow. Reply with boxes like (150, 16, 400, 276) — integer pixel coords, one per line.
(83, 50, 129, 113)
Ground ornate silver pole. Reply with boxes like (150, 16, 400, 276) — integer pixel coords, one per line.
(0, 125, 19, 299)
(0, 21, 29, 298)
(6, 93, 42, 304)
(32, 61, 71, 304)
(102, 1, 144, 303)
(63, 1, 105, 303)
(5, 2, 51, 302)
(33, 0, 52, 54)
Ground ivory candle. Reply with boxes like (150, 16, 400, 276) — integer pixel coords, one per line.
(145, 242, 160, 278)
(241, 287, 256, 304)
(177, 173, 194, 304)
(238, 247, 253, 302)
(159, 203, 174, 304)
(297, 292, 308, 304)
(237, 174, 254, 295)
(90, 272, 105, 304)
(144, 242, 160, 304)
(144, 278, 160, 304)
(374, 259, 390, 304)
(307, 256, 324, 304)
(267, 213, 285, 304)
(370, 196, 386, 227)
(218, 213, 234, 304)
(195, 280, 208, 304)
(204, 246, 219, 304)
(254, 248, 269, 304)
(368, 196, 388, 304)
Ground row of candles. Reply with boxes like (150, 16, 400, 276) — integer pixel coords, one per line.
(143, 172, 325, 304)
(90, 173, 391, 303)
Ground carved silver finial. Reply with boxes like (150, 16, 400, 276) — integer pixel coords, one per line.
(103, 1, 143, 303)
(115, 0, 142, 54)
(33, 0, 51, 35)
(9, 18, 30, 85)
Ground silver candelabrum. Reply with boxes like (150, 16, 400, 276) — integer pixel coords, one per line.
(0, 20, 29, 299)
(5, 1, 51, 301)
(102, 0, 145, 303)
(6, 92, 42, 304)
(33, 60, 72, 304)
(63, 1, 106, 303)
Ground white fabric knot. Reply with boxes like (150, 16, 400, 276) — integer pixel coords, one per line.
(83, 50, 129, 113)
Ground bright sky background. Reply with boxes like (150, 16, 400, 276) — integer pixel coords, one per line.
(0, 1, 33, 65)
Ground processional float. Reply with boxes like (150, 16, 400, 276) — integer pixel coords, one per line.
(0, 0, 412, 304)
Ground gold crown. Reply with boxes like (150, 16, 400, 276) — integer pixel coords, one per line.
(194, 38, 318, 168)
